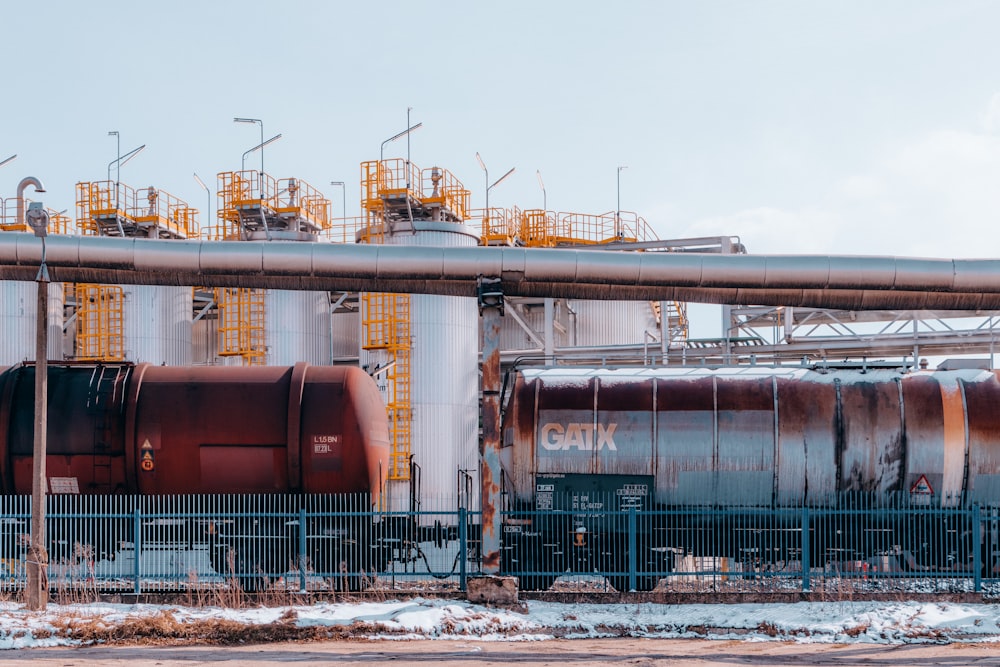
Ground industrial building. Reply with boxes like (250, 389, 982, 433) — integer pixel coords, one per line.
(3, 157, 1000, 510)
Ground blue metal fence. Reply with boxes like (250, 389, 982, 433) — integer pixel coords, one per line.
(0, 494, 996, 596)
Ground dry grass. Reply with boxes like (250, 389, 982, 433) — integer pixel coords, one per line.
(45, 609, 384, 646)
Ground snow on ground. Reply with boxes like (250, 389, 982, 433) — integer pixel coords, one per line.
(2, 599, 1000, 648)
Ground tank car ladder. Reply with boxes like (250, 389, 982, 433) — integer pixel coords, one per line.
(87, 364, 129, 491)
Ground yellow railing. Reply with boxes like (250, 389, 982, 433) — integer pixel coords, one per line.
(0, 198, 74, 234)
(74, 284, 124, 361)
(274, 177, 331, 231)
(468, 208, 659, 247)
(76, 181, 198, 238)
(467, 207, 519, 245)
(216, 287, 266, 366)
(419, 166, 470, 220)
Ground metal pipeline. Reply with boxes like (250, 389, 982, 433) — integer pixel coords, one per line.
(15, 177, 45, 227)
(1, 233, 1000, 310)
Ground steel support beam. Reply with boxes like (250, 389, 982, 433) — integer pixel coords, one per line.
(477, 276, 504, 575)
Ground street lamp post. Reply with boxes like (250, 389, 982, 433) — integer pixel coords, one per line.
(330, 181, 346, 220)
(242, 134, 282, 172)
(193, 173, 211, 232)
(616, 165, 628, 237)
(378, 121, 423, 202)
(107, 144, 147, 183)
(18, 177, 48, 611)
(108, 131, 119, 182)
(380, 123, 423, 163)
(234, 118, 264, 174)
(476, 152, 515, 226)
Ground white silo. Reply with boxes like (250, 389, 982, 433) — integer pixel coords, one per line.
(211, 172, 333, 367)
(358, 161, 479, 512)
(74, 181, 195, 366)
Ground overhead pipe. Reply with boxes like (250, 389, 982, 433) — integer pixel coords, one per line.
(2, 233, 1000, 310)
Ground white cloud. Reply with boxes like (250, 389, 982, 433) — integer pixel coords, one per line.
(675, 100, 1000, 259)
(982, 92, 1000, 134)
(678, 206, 842, 255)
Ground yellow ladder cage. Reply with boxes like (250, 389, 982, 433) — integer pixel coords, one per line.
(74, 284, 124, 361)
(362, 292, 412, 480)
(216, 287, 266, 366)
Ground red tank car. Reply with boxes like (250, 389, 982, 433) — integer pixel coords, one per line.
(0, 362, 390, 501)
(0, 361, 391, 590)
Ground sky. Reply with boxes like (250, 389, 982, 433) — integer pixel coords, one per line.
(2, 3, 1000, 274)
(3, 598, 1000, 648)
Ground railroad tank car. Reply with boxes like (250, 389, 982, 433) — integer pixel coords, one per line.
(0, 361, 391, 588)
(499, 366, 1000, 590)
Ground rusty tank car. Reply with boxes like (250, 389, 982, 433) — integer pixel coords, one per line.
(499, 366, 1000, 591)
(0, 361, 391, 588)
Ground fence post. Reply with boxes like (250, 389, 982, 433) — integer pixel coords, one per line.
(973, 504, 982, 593)
(628, 507, 637, 593)
(298, 506, 308, 593)
(801, 506, 810, 593)
(458, 507, 468, 591)
(133, 508, 142, 596)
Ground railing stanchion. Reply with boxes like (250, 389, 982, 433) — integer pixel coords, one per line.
(628, 506, 637, 593)
(459, 507, 468, 591)
(299, 506, 308, 593)
(133, 507, 142, 596)
(973, 504, 983, 593)
(801, 506, 811, 593)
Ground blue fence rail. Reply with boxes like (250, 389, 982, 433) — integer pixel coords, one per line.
(0, 494, 997, 595)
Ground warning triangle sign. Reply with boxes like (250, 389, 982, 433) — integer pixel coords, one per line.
(910, 474, 933, 495)
(141, 439, 153, 451)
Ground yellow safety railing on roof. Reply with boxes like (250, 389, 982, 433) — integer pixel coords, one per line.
(217, 171, 279, 221)
(74, 284, 124, 361)
(419, 166, 470, 220)
(76, 181, 197, 238)
(275, 177, 331, 231)
(467, 207, 519, 245)
(216, 287, 266, 366)
(0, 198, 74, 234)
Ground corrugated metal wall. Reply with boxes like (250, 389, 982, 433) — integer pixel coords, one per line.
(123, 285, 192, 365)
(567, 300, 658, 346)
(265, 289, 331, 366)
(0, 281, 65, 364)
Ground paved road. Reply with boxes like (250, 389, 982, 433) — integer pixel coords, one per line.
(3, 639, 1000, 666)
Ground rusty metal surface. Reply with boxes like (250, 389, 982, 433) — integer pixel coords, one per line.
(715, 376, 775, 506)
(774, 375, 837, 505)
(835, 376, 904, 496)
(958, 370, 1000, 502)
(508, 367, 1000, 508)
(898, 373, 947, 501)
(480, 303, 503, 573)
(655, 375, 716, 505)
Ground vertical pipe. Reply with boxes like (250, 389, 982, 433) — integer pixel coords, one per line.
(479, 289, 503, 575)
(543, 298, 554, 359)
